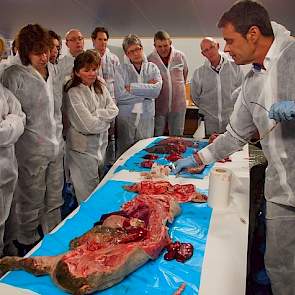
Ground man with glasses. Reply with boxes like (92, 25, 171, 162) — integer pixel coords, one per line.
(65, 29, 84, 59)
(114, 34, 162, 156)
(191, 37, 243, 136)
(173, 1, 295, 294)
(148, 30, 188, 136)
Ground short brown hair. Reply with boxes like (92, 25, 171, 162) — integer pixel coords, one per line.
(218, 0, 274, 38)
(16, 24, 51, 66)
(91, 27, 109, 40)
(154, 30, 170, 42)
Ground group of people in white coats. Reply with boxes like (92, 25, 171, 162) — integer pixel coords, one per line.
(0, 22, 192, 258)
(2, 1, 294, 294)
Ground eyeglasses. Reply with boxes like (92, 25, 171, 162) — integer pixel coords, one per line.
(127, 47, 142, 55)
(67, 37, 84, 42)
(228, 101, 278, 145)
(201, 45, 215, 55)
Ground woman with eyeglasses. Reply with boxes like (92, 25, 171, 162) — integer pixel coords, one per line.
(114, 34, 162, 156)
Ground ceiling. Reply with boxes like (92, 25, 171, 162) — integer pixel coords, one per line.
(1, 0, 294, 40)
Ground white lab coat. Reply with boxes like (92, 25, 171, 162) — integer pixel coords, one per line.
(65, 83, 118, 201)
(198, 22, 295, 294)
(0, 83, 25, 255)
(191, 53, 244, 135)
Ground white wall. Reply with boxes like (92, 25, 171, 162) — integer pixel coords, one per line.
(61, 37, 251, 80)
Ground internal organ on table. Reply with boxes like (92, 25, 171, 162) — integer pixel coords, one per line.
(142, 154, 159, 160)
(165, 153, 182, 162)
(0, 193, 182, 294)
(145, 142, 187, 154)
(124, 180, 207, 203)
(140, 160, 154, 168)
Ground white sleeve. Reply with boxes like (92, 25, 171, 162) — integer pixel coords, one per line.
(198, 90, 257, 164)
(129, 64, 163, 98)
(114, 66, 144, 104)
(94, 86, 119, 122)
(0, 87, 25, 146)
(66, 89, 109, 134)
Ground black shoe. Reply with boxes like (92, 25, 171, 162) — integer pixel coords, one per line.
(13, 240, 40, 257)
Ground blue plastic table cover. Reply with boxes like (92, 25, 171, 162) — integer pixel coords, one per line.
(115, 138, 214, 179)
(1, 180, 212, 295)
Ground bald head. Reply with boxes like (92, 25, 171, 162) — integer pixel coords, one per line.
(65, 29, 84, 57)
(200, 37, 218, 51)
(200, 37, 220, 66)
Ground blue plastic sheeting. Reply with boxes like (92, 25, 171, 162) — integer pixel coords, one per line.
(115, 138, 214, 179)
(1, 180, 212, 295)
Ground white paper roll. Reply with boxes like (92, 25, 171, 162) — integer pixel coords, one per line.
(208, 167, 232, 209)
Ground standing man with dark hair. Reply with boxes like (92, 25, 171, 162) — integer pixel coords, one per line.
(173, 1, 295, 294)
(91, 27, 120, 168)
(191, 37, 243, 136)
(148, 30, 188, 136)
(91, 27, 120, 101)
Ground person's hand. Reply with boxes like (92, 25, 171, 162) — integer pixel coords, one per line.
(172, 155, 197, 174)
(269, 101, 295, 122)
(125, 84, 131, 92)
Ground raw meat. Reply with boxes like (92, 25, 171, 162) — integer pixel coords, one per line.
(166, 153, 182, 162)
(145, 143, 187, 154)
(140, 163, 171, 179)
(142, 154, 159, 160)
(140, 160, 154, 168)
(157, 137, 197, 148)
(124, 180, 207, 203)
(0, 194, 180, 294)
(185, 164, 206, 174)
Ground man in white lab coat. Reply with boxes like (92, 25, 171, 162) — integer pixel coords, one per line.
(191, 37, 244, 136)
(148, 31, 188, 136)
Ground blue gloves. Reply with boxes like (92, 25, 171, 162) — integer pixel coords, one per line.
(172, 155, 197, 174)
(269, 101, 295, 122)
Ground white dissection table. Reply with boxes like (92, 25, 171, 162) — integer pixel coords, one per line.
(0, 137, 249, 295)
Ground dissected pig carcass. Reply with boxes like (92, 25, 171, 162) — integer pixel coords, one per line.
(0, 193, 180, 295)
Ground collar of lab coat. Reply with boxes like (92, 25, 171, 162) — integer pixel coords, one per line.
(99, 47, 110, 58)
(204, 51, 229, 69)
(261, 21, 291, 71)
(152, 45, 176, 63)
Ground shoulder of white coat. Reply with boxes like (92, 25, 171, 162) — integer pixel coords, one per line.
(109, 51, 120, 62)
(147, 61, 160, 70)
(192, 64, 206, 78)
(172, 47, 187, 59)
(67, 83, 85, 96)
(3, 63, 22, 75)
(100, 83, 110, 94)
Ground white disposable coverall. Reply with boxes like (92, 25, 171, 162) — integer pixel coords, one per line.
(65, 83, 118, 202)
(114, 56, 162, 156)
(198, 22, 295, 295)
(1, 63, 65, 245)
(0, 83, 25, 256)
(191, 53, 244, 136)
(98, 48, 120, 100)
(97, 48, 120, 167)
(148, 46, 188, 136)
